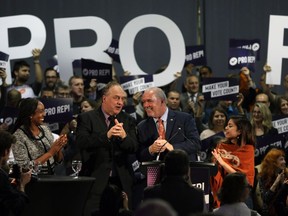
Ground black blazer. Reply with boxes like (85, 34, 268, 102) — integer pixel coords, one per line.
(144, 176, 205, 216)
(76, 107, 138, 199)
(137, 109, 201, 161)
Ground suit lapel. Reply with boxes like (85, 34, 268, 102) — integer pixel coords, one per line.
(166, 109, 176, 139)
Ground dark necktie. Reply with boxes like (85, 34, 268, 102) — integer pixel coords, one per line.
(108, 115, 116, 129)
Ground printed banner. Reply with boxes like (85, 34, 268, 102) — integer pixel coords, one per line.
(119, 74, 154, 96)
(254, 133, 287, 165)
(202, 77, 239, 101)
(39, 98, 73, 124)
(229, 38, 261, 60)
(0, 51, 9, 70)
(272, 115, 288, 135)
(200, 132, 225, 162)
(185, 45, 206, 66)
(105, 39, 120, 63)
(228, 48, 256, 71)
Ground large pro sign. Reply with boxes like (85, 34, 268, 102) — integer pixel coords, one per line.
(119, 14, 185, 87)
(0, 14, 185, 87)
(267, 15, 288, 85)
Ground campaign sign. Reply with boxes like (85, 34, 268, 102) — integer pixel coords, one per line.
(39, 98, 73, 124)
(185, 45, 206, 66)
(81, 58, 112, 88)
(0, 51, 9, 69)
(0, 107, 19, 132)
(229, 38, 261, 60)
(228, 48, 256, 71)
(254, 133, 287, 165)
(105, 39, 120, 63)
(272, 115, 288, 135)
(119, 74, 154, 96)
(191, 167, 210, 205)
(202, 77, 239, 101)
(200, 132, 225, 162)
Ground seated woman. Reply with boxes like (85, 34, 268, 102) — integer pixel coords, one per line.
(211, 115, 255, 208)
(258, 148, 288, 216)
(12, 98, 67, 175)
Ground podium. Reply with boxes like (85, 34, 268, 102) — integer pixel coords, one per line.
(141, 161, 217, 206)
(22, 176, 95, 216)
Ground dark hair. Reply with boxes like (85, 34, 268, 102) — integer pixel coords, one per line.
(218, 172, 249, 204)
(13, 98, 39, 133)
(81, 98, 97, 109)
(164, 149, 189, 176)
(224, 115, 255, 146)
(207, 107, 228, 130)
(99, 184, 124, 216)
(44, 67, 58, 77)
(199, 65, 213, 74)
(0, 131, 16, 158)
(12, 60, 30, 72)
(275, 95, 288, 116)
(68, 75, 83, 87)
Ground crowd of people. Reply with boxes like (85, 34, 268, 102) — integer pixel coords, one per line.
(0, 49, 288, 216)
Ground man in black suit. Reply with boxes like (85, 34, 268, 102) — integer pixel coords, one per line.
(144, 149, 206, 216)
(137, 87, 201, 161)
(76, 81, 138, 215)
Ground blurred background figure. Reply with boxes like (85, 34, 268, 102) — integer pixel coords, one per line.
(258, 148, 288, 216)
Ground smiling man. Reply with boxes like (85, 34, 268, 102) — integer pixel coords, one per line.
(76, 81, 138, 215)
(137, 87, 201, 162)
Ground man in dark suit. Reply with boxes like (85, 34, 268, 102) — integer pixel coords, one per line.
(144, 149, 206, 216)
(76, 81, 138, 216)
(137, 87, 201, 162)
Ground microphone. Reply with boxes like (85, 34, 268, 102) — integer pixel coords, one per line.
(178, 128, 202, 161)
(155, 127, 182, 161)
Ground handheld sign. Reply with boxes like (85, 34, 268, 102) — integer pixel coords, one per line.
(185, 45, 206, 66)
(228, 48, 256, 71)
(119, 74, 154, 96)
(105, 39, 120, 63)
(229, 39, 261, 60)
(0, 51, 9, 70)
(202, 77, 239, 101)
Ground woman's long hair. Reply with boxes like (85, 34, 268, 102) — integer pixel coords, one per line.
(259, 148, 287, 188)
(207, 107, 228, 130)
(251, 102, 273, 134)
(223, 115, 255, 146)
(13, 98, 39, 137)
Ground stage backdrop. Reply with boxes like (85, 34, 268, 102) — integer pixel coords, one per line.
(0, 0, 287, 93)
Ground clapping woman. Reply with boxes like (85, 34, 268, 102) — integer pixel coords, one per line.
(12, 98, 67, 175)
(258, 148, 288, 216)
(211, 115, 255, 208)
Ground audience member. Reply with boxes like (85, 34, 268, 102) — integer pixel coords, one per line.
(255, 93, 271, 108)
(43, 67, 59, 91)
(258, 148, 288, 216)
(211, 116, 255, 208)
(199, 107, 227, 140)
(239, 67, 257, 112)
(250, 102, 286, 165)
(0, 68, 8, 113)
(213, 172, 260, 216)
(12, 98, 67, 174)
(166, 90, 181, 111)
(55, 84, 70, 98)
(40, 87, 54, 98)
(134, 199, 178, 216)
(0, 89, 21, 132)
(68, 75, 85, 115)
(180, 75, 200, 116)
(217, 94, 245, 118)
(80, 98, 99, 113)
(92, 184, 132, 216)
(275, 95, 288, 116)
(144, 149, 206, 216)
(0, 131, 32, 216)
(137, 87, 201, 161)
(76, 81, 138, 215)
(7, 49, 43, 98)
